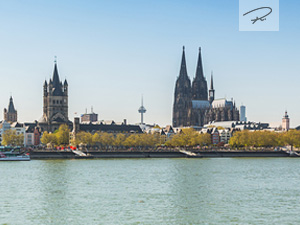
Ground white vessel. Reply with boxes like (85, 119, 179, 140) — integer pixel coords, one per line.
(0, 151, 30, 161)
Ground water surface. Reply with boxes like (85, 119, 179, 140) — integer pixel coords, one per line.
(1, 158, 300, 224)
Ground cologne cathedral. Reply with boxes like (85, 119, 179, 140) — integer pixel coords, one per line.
(172, 47, 239, 128)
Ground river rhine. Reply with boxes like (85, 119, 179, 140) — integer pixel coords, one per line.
(1, 158, 300, 224)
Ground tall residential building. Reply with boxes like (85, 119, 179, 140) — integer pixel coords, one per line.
(38, 61, 69, 132)
(4, 96, 17, 123)
(173, 47, 239, 127)
(282, 111, 290, 131)
(240, 105, 247, 122)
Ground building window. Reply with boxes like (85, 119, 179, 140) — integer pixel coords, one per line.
(53, 100, 55, 104)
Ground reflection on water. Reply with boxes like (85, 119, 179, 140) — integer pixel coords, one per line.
(1, 158, 300, 224)
(39, 160, 69, 224)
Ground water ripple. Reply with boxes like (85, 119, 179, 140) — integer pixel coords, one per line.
(1, 158, 300, 224)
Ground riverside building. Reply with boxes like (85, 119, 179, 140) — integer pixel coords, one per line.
(81, 107, 98, 123)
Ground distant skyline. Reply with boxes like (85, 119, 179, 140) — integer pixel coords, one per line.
(1, 0, 300, 127)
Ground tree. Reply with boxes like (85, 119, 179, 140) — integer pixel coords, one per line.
(113, 133, 126, 146)
(276, 132, 286, 147)
(198, 133, 212, 146)
(123, 134, 138, 147)
(284, 130, 300, 149)
(92, 132, 101, 146)
(165, 128, 211, 147)
(56, 124, 70, 145)
(229, 130, 289, 149)
(73, 131, 93, 146)
(41, 131, 58, 147)
(2, 129, 24, 146)
(41, 131, 50, 145)
(92, 132, 115, 147)
(229, 131, 242, 148)
(100, 132, 114, 146)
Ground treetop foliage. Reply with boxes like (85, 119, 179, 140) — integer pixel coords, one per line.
(229, 130, 300, 148)
(41, 124, 70, 147)
(2, 129, 24, 146)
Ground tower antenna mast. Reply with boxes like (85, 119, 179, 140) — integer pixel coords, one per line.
(138, 95, 146, 125)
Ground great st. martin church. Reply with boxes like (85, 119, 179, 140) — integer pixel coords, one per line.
(38, 62, 71, 132)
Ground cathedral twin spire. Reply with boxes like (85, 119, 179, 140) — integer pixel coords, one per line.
(177, 46, 211, 101)
(178, 46, 189, 80)
(192, 47, 208, 100)
(173, 47, 239, 127)
(195, 47, 205, 80)
(173, 47, 192, 127)
(173, 46, 212, 127)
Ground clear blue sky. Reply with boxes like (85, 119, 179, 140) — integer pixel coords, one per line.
(0, 0, 300, 127)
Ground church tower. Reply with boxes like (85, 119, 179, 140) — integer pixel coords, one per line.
(192, 47, 208, 100)
(208, 72, 215, 104)
(4, 96, 17, 123)
(40, 60, 69, 132)
(282, 111, 290, 131)
(172, 46, 192, 127)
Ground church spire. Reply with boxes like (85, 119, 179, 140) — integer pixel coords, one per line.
(209, 71, 215, 104)
(195, 47, 205, 80)
(179, 46, 188, 79)
(210, 71, 214, 90)
(8, 96, 16, 113)
(52, 61, 60, 88)
(50, 57, 65, 96)
(4, 96, 17, 123)
(173, 46, 192, 127)
(192, 47, 208, 100)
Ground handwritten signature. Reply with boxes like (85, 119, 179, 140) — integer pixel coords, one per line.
(243, 7, 272, 24)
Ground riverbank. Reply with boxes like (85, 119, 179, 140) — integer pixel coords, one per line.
(29, 150, 292, 159)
